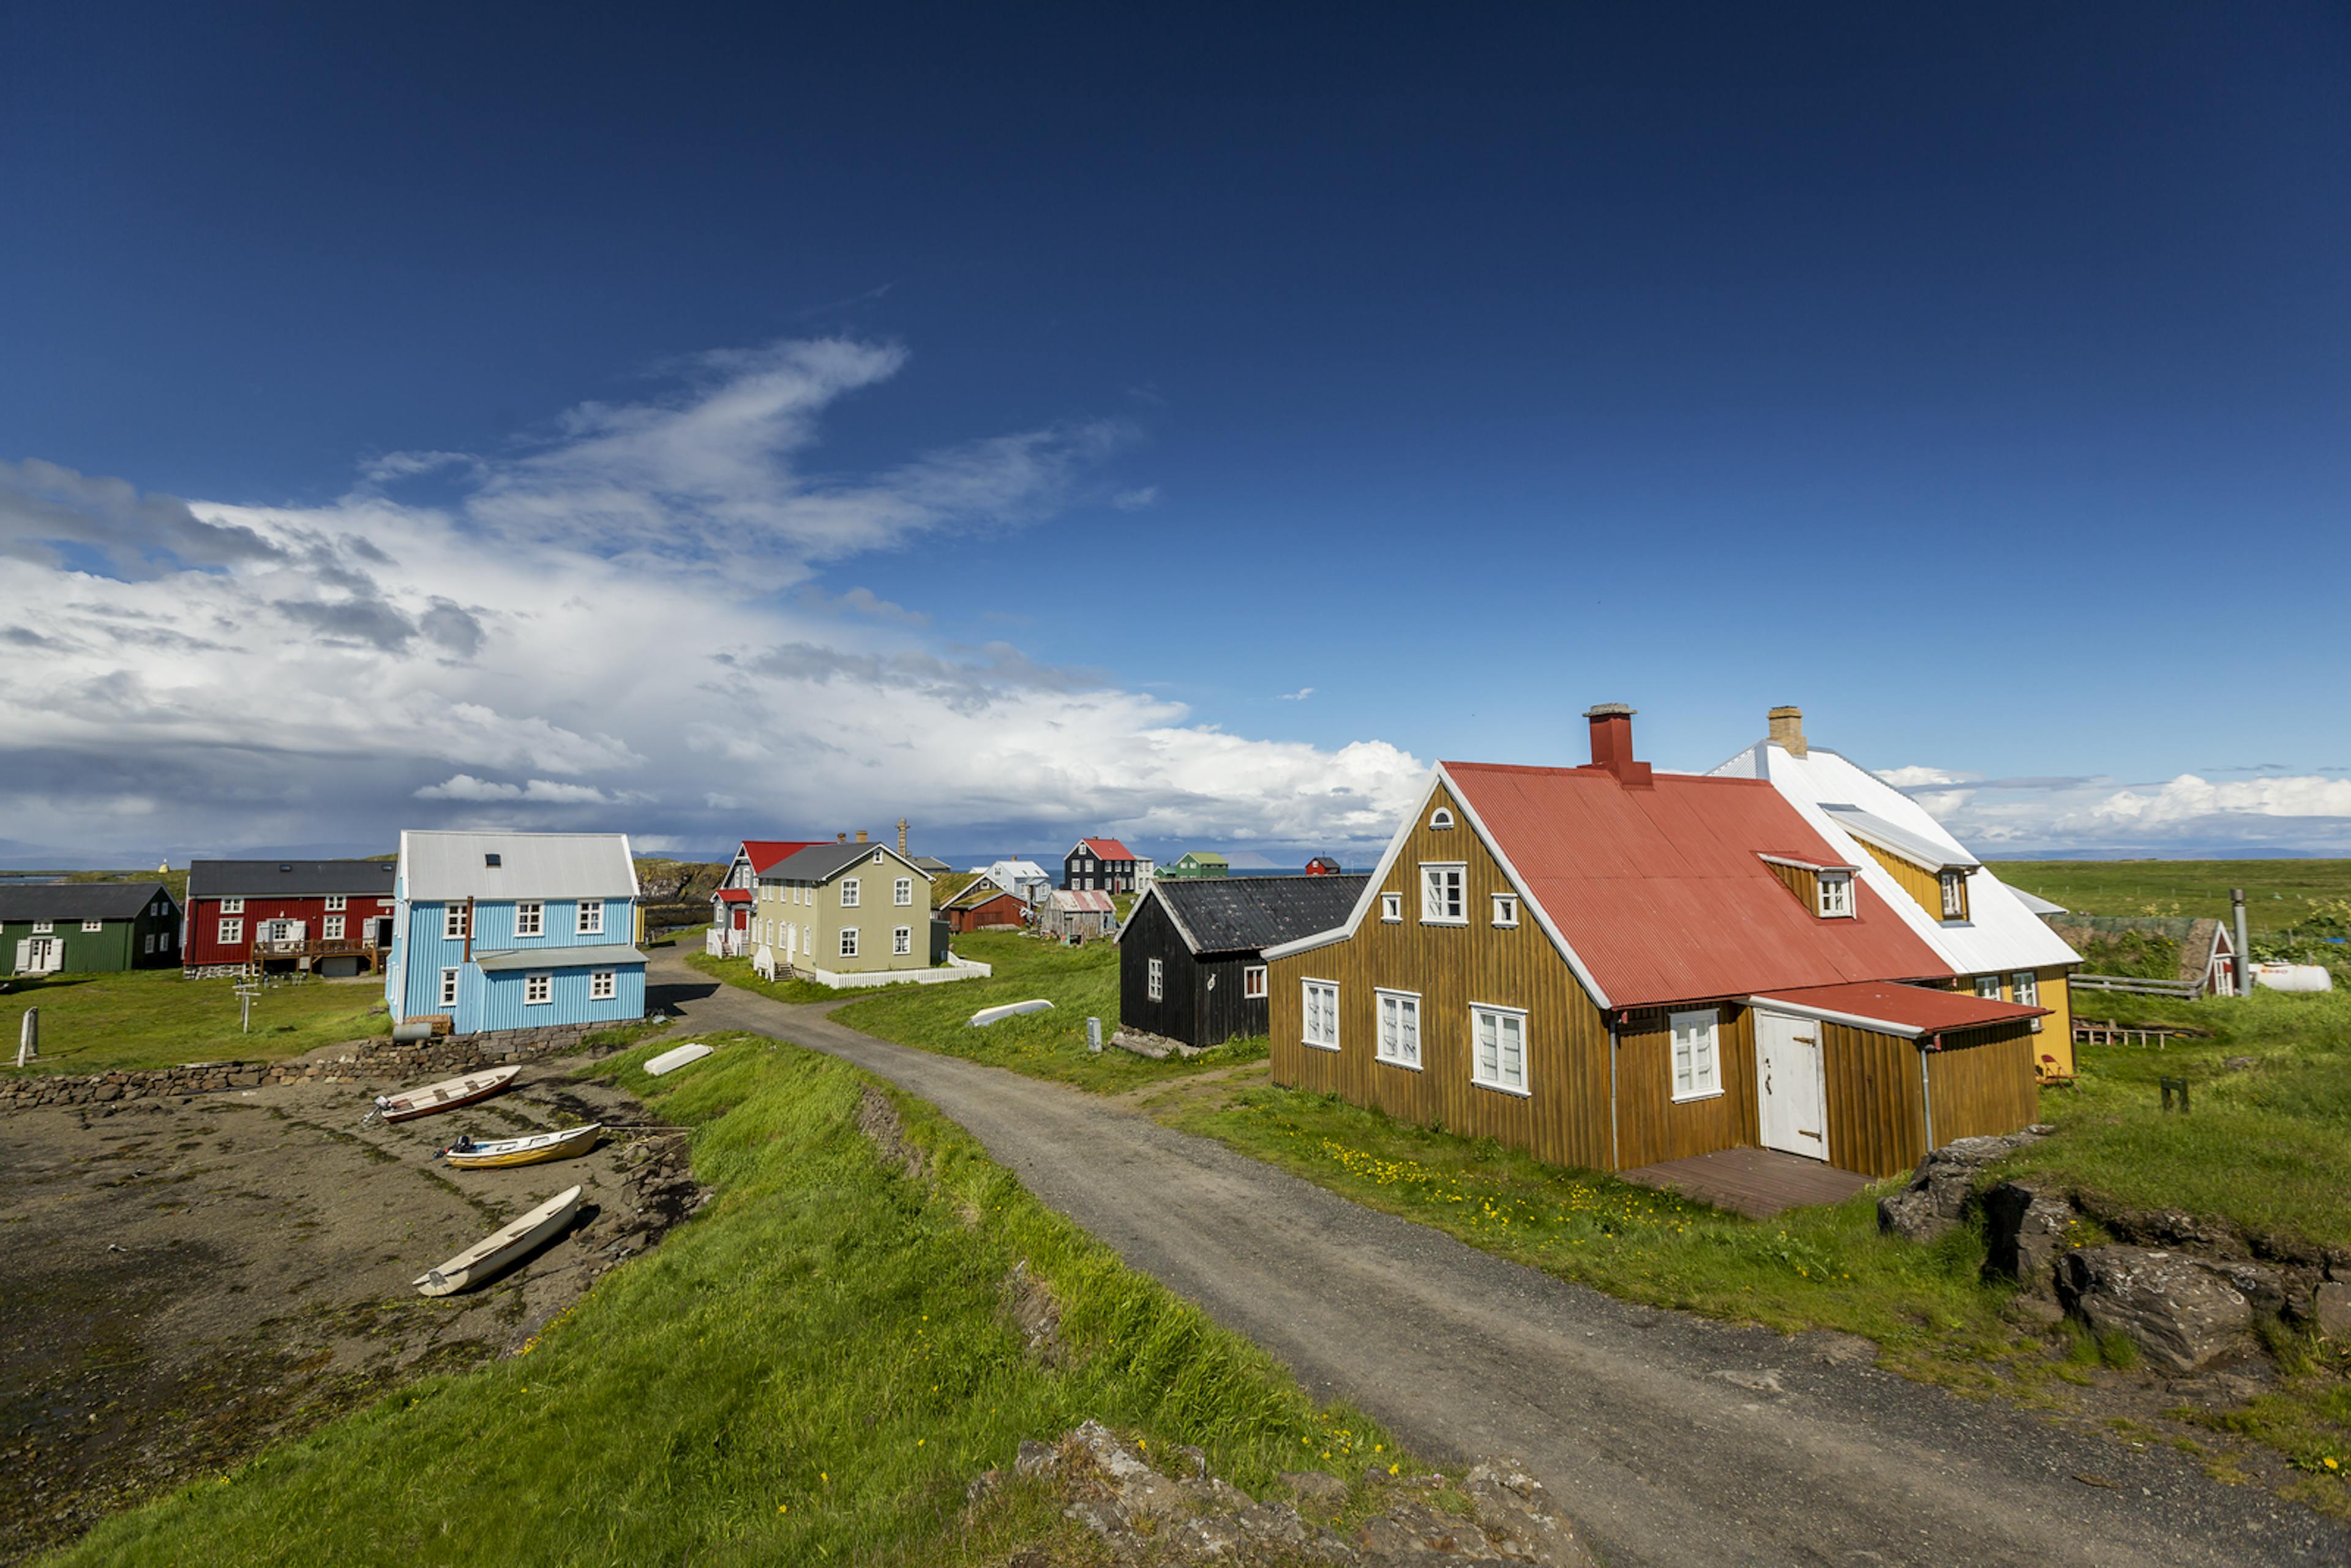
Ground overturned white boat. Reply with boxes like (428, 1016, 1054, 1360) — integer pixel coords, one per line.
(414, 1185, 582, 1297)
(643, 1041, 714, 1076)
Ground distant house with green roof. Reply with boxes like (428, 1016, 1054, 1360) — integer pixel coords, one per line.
(1158, 852, 1230, 881)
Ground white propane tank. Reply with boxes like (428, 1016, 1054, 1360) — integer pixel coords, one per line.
(2252, 963, 2334, 994)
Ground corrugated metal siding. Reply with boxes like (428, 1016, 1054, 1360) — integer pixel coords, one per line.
(1926, 1026, 2041, 1146)
(465, 962, 645, 1033)
(469, 899, 633, 951)
(398, 905, 472, 1021)
(1615, 1004, 1760, 1168)
(1819, 1022, 1927, 1179)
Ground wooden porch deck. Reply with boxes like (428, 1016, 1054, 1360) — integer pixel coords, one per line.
(1619, 1146, 1871, 1218)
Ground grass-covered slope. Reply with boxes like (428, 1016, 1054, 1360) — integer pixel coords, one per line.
(2, 968, 384, 1074)
(1998, 860, 2351, 937)
(50, 1031, 1393, 1567)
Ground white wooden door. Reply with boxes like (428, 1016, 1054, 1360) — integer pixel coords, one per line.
(26, 937, 61, 973)
(1754, 1009, 1828, 1161)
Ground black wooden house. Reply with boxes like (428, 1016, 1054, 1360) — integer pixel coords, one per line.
(1116, 874, 1368, 1051)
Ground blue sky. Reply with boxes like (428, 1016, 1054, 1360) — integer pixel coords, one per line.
(4, 2, 2348, 865)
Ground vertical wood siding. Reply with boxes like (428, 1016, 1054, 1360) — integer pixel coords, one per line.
(1854, 841, 1946, 918)
(1818, 1022, 1928, 1178)
(1926, 1025, 2041, 1144)
(1267, 784, 1614, 1170)
(1614, 1004, 1759, 1168)
(2035, 971, 2075, 1076)
(1763, 862, 1817, 910)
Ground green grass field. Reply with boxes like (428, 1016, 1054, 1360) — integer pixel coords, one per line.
(52, 1031, 1400, 1566)
(1, 968, 384, 1074)
(1998, 860, 2351, 936)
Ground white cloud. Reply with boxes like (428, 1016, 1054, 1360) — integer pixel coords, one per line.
(2087, 774, 2351, 826)
(0, 336, 1427, 861)
(1277, 687, 1314, 702)
(1112, 486, 1160, 511)
(1881, 763, 2351, 855)
(1874, 764, 1974, 789)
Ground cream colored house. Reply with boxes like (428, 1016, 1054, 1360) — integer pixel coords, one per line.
(751, 839, 948, 985)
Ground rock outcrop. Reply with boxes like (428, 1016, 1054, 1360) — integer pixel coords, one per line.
(1875, 1129, 2049, 1244)
(2059, 1247, 2252, 1373)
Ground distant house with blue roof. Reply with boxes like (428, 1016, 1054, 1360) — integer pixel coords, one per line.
(386, 830, 645, 1035)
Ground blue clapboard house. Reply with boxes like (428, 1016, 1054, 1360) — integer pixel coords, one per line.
(386, 830, 647, 1035)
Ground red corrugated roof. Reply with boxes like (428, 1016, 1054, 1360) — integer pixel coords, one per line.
(714, 888, 753, 904)
(1444, 762, 1954, 1010)
(1079, 838, 1134, 861)
(1055, 889, 1117, 912)
(1752, 981, 2048, 1038)
(743, 839, 826, 875)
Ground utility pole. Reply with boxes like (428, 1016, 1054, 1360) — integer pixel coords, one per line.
(2232, 887, 2252, 997)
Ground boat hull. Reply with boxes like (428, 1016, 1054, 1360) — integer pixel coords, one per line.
(377, 1065, 522, 1123)
(414, 1185, 583, 1297)
(445, 1123, 602, 1169)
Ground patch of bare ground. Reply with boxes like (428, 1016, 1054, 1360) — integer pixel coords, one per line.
(1119, 1060, 1271, 1113)
(856, 1083, 929, 1180)
(0, 1065, 704, 1565)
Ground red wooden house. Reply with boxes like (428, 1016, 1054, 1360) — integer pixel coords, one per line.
(183, 858, 400, 977)
(942, 881, 1030, 933)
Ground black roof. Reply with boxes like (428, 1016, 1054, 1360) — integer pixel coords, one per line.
(187, 858, 399, 899)
(762, 841, 917, 882)
(1140, 874, 1370, 956)
(0, 880, 174, 923)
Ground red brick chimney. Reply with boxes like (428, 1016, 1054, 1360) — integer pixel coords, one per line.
(1583, 703, 1653, 786)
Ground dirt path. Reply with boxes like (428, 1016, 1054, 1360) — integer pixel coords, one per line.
(649, 946, 2346, 1568)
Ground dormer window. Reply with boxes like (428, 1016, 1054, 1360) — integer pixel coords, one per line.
(1429, 806, 1455, 830)
(1817, 871, 1854, 918)
(1939, 869, 1968, 921)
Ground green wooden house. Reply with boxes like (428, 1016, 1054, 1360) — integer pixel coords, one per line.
(1158, 851, 1231, 881)
(1, 881, 183, 977)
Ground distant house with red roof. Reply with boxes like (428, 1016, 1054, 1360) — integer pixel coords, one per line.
(710, 837, 827, 951)
(1062, 837, 1140, 894)
(1262, 704, 2047, 1180)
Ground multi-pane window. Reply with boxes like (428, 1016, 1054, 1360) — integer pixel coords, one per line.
(219, 918, 243, 943)
(1940, 870, 1968, 920)
(2013, 970, 2041, 1032)
(31, 921, 53, 934)
(1420, 864, 1466, 925)
(324, 895, 347, 912)
(1974, 975, 2003, 1000)
(324, 915, 345, 940)
(1817, 871, 1854, 918)
(1147, 958, 1164, 1001)
(893, 926, 913, 955)
(516, 901, 544, 937)
(894, 877, 914, 906)
(1302, 980, 1340, 1049)
(144, 933, 157, 953)
(1472, 1006, 1528, 1093)
(439, 967, 460, 1007)
(264, 920, 296, 943)
(220, 898, 244, 915)
(839, 928, 860, 958)
(590, 969, 617, 1001)
(1491, 894, 1518, 927)
(1376, 990, 1422, 1068)
(1670, 1009, 1721, 1101)
(577, 901, 604, 935)
(443, 904, 469, 940)
(524, 972, 553, 1005)
(82, 918, 104, 932)
(841, 879, 861, 908)
(1381, 891, 1402, 922)
(1429, 806, 1455, 830)
(1243, 964, 1267, 999)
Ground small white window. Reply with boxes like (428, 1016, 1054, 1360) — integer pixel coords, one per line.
(516, 901, 544, 937)
(1244, 964, 1267, 999)
(378, 898, 394, 908)
(220, 898, 244, 915)
(324, 915, 345, 939)
(1380, 891, 1402, 923)
(2013, 970, 2041, 1032)
(143, 932, 156, 953)
(1670, 1009, 1721, 1101)
(1817, 871, 1853, 918)
(219, 918, 243, 943)
(31, 921, 53, 934)
(1147, 957, 1164, 1002)
(1429, 806, 1455, 830)
(324, 895, 347, 912)
(590, 969, 616, 1000)
(163, 929, 174, 949)
(1491, 893, 1518, 928)
(1420, 864, 1466, 925)
(443, 904, 469, 940)
(1302, 980, 1340, 1050)
(893, 926, 912, 955)
(1471, 1005, 1528, 1095)
(841, 879, 861, 909)
(1940, 869, 1968, 920)
(525, 972, 552, 1005)
(83, 918, 105, 932)
(840, 927, 860, 958)
(872, 850, 885, 864)
(1376, 989, 1422, 1069)
(577, 901, 604, 936)
(439, 967, 460, 1007)
(894, 877, 913, 906)
(1975, 975, 2003, 1000)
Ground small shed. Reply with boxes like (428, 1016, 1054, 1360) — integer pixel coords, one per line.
(1, 882, 182, 977)
(942, 882, 1029, 934)
(1117, 875, 1368, 1051)
(1037, 888, 1118, 940)
(2046, 914, 2238, 996)
(1303, 856, 1344, 876)
(1160, 851, 1229, 881)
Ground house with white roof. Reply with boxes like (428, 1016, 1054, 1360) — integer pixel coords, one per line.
(386, 830, 647, 1035)
(1711, 707, 2082, 1076)
(974, 858, 1054, 905)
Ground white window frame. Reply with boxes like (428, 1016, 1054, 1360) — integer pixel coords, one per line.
(839, 927, 860, 958)
(524, 972, 553, 1006)
(1429, 806, 1455, 830)
(219, 918, 243, 944)
(439, 967, 460, 1007)
(893, 926, 912, 956)
(323, 895, 347, 912)
(82, 918, 105, 932)
(143, 932, 156, 953)
(323, 914, 345, 940)
(1817, 871, 1854, 919)
(1375, 988, 1422, 1070)
(1491, 893, 1518, 928)
(1420, 863, 1467, 925)
(378, 897, 395, 908)
(576, 901, 604, 936)
(31, 921, 53, 934)
(2013, 970, 2041, 1032)
(1380, 891, 1402, 923)
(516, 900, 544, 937)
(1302, 979, 1340, 1051)
(1243, 964, 1267, 999)
(1470, 1003, 1529, 1096)
(220, 898, 244, 915)
(1147, 957, 1164, 1002)
(894, 877, 914, 906)
(840, 878, 861, 909)
(163, 929, 174, 949)
(1974, 974, 2003, 1000)
(264, 918, 298, 944)
(590, 969, 617, 1001)
(443, 904, 469, 940)
(1669, 1008, 1722, 1103)
(1940, 870, 1968, 920)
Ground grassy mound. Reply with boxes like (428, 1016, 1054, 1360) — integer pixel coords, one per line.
(2, 968, 384, 1075)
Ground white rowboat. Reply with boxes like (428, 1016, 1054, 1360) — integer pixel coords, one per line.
(413, 1185, 583, 1296)
(643, 1042, 713, 1076)
(375, 1064, 521, 1123)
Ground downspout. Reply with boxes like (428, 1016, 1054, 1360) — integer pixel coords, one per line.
(1607, 1015, 1621, 1171)
(1918, 1037, 1937, 1153)
(463, 896, 475, 964)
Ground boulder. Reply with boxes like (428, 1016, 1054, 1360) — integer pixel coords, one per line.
(2197, 1258, 2290, 1321)
(1981, 1181, 2077, 1297)
(2060, 1247, 2251, 1373)
(1877, 1130, 2043, 1243)
(1281, 1469, 1349, 1505)
(2311, 1281, 2351, 1341)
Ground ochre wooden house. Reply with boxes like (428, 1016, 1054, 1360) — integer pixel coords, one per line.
(1264, 706, 2047, 1180)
